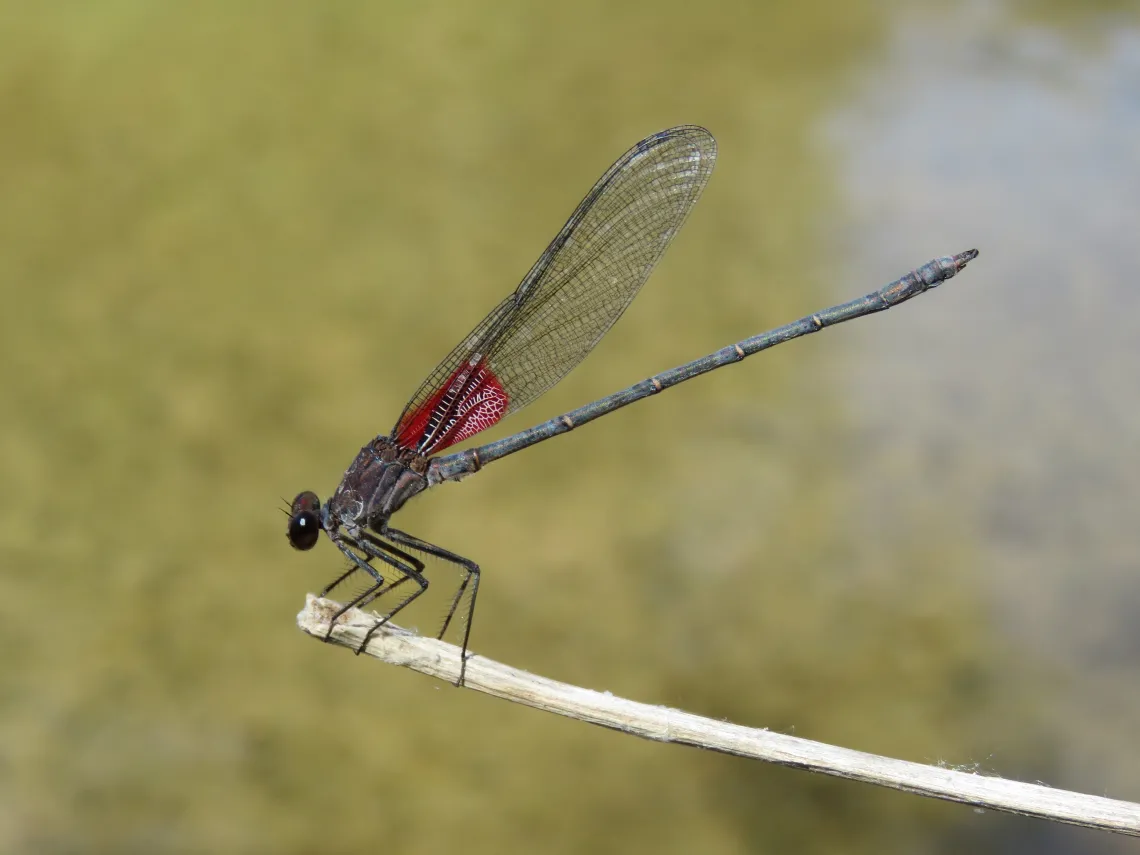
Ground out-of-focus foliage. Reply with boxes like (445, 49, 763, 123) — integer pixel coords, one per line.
(0, 1, 1129, 853)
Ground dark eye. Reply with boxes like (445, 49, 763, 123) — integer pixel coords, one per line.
(288, 511, 320, 550)
(287, 491, 322, 551)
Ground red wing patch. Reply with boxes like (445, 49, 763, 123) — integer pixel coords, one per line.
(396, 357, 509, 454)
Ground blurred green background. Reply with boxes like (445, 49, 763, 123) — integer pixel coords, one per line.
(3, 1, 1140, 852)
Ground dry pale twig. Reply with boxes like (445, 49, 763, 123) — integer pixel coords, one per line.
(298, 594, 1140, 838)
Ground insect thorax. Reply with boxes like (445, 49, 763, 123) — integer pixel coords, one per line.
(331, 436, 430, 524)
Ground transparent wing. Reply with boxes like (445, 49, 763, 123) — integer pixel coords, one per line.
(394, 125, 717, 454)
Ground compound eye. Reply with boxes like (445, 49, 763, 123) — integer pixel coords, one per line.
(288, 510, 321, 550)
(291, 491, 321, 516)
(287, 491, 322, 551)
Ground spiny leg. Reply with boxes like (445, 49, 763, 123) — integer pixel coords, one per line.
(338, 573, 414, 620)
(384, 526, 481, 687)
(352, 532, 431, 654)
(319, 565, 358, 599)
(355, 577, 429, 652)
(325, 534, 421, 644)
(356, 573, 413, 609)
(354, 532, 422, 611)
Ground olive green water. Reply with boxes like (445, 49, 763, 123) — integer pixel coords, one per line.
(2, 2, 1138, 853)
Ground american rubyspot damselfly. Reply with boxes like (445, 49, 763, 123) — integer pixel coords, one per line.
(287, 125, 978, 685)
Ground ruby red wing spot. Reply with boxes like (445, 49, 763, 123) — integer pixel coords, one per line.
(396, 359, 510, 453)
(395, 373, 456, 449)
(430, 368, 508, 452)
